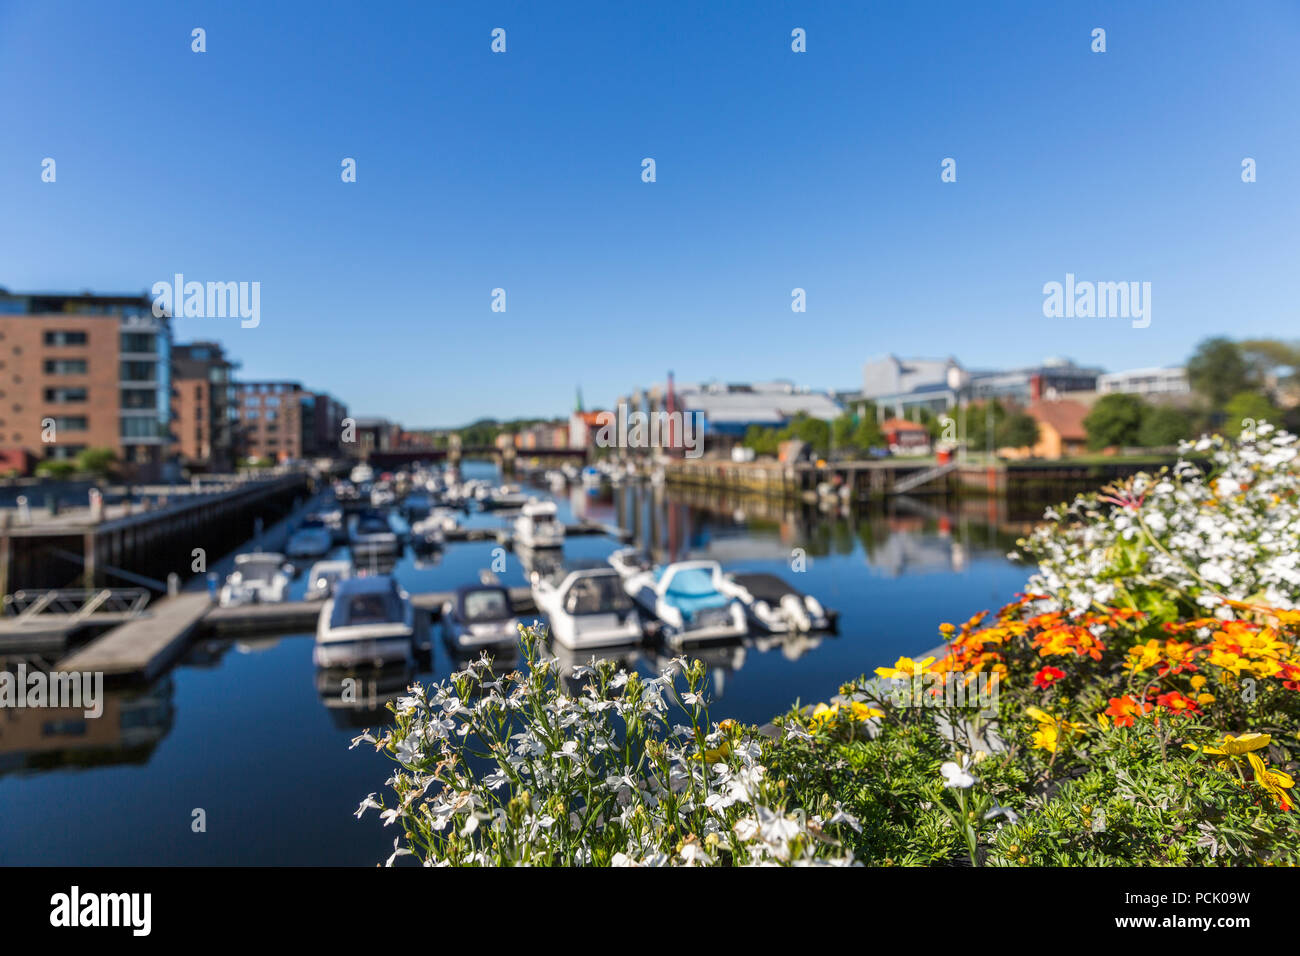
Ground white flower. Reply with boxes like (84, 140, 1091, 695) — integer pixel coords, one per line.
(940, 760, 978, 789)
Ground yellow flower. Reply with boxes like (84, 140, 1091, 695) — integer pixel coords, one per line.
(1247, 753, 1295, 811)
(1026, 706, 1084, 754)
(874, 656, 936, 680)
(1195, 733, 1272, 757)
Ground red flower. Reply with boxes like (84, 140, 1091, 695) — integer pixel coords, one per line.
(1033, 666, 1066, 689)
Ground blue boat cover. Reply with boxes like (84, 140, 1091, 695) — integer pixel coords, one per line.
(661, 567, 728, 621)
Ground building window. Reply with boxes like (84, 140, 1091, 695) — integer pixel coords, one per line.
(44, 387, 88, 403)
(120, 332, 156, 353)
(120, 418, 161, 439)
(43, 331, 88, 346)
(44, 359, 87, 375)
(121, 361, 156, 382)
(52, 416, 88, 431)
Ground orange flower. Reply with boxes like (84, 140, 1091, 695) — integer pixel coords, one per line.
(1033, 666, 1066, 689)
(1104, 695, 1153, 728)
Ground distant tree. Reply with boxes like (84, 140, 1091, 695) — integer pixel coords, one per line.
(743, 424, 781, 457)
(1084, 393, 1147, 449)
(852, 415, 885, 452)
(35, 459, 77, 478)
(785, 414, 831, 455)
(997, 413, 1041, 450)
(75, 447, 116, 479)
(1223, 390, 1281, 437)
(1186, 337, 1254, 411)
(1137, 405, 1193, 447)
(965, 400, 1007, 452)
(1239, 338, 1300, 402)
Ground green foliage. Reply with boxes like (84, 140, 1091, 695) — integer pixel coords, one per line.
(1223, 391, 1281, 437)
(1187, 337, 1255, 410)
(34, 459, 76, 478)
(997, 413, 1040, 450)
(74, 447, 116, 478)
(1136, 404, 1192, 447)
(1084, 393, 1146, 449)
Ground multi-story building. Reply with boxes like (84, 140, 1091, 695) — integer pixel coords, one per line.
(0, 289, 172, 478)
(861, 354, 1101, 420)
(171, 341, 239, 472)
(234, 381, 349, 463)
(1097, 366, 1191, 397)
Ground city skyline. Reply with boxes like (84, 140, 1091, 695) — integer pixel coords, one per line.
(3, 0, 1297, 424)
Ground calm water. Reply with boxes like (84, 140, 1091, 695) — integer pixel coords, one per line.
(0, 462, 1031, 865)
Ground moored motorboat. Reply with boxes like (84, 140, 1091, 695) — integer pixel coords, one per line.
(218, 552, 292, 607)
(717, 572, 833, 633)
(513, 498, 564, 549)
(304, 558, 353, 602)
(314, 575, 415, 668)
(530, 564, 644, 649)
(441, 583, 522, 650)
(623, 560, 747, 642)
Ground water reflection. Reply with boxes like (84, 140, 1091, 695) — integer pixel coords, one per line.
(315, 662, 415, 729)
(0, 678, 174, 776)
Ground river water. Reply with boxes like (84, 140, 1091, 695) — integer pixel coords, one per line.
(0, 461, 1035, 865)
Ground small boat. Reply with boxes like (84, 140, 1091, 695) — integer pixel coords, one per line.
(350, 463, 375, 485)
(716, 572, 832, 633)
(314, 575, 415, 668)
(370, 483, 397, 508)
(410, 507, 458, 550)
(441, 583, 522, 650)
(479, 485, 530, 511)
(581, 466, 602, 491)
(350, 509, 400, 555)
(607, 546, 652, 581)
(513, 499, 565, 549)
(286, 517, 333, 558)
(304, 558, 353, 602)
(530, 564, 644, 649)
(624, 560, 747, 642)
(219, 552, 292, 607)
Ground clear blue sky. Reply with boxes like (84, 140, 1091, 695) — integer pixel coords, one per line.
(2, 1, 1297, 425)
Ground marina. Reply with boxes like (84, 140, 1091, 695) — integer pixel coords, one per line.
(0, 458, 1031, 865)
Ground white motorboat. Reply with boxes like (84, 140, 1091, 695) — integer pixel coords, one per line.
(717, 572, 833, 633)
(530, 564, 644, 649)
(350, 463, 375, 485)
(286, 517, 333, 558)
(314, 575, 415, 668)
(441, 583, 521, 650)
(410, 507, 458, 549)
(370, 483, 397, 508)
(350, 510, 400, 555)
(623, 560, 748, 642)
(513, 499, 564, 549)
(219, 552, 292, 607)
(606, 547, 652, 582)
(304, 558, 353, 602)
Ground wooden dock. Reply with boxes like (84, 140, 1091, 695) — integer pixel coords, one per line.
(59, 592, 212, 680)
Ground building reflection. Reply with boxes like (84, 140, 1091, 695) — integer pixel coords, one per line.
(0, 677, 174, 776)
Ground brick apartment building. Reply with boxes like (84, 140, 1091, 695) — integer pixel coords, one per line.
(171, 341, 239, 472)
(234, 381, 348, 463)
(0, 290, 172, 479)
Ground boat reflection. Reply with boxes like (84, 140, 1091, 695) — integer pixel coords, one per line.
(314, 661, 416, 729)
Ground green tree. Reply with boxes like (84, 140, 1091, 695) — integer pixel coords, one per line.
(75, 447, 116, 479)
(965, 401, 1007, 452)
(1136, 405, 1192, 447)
(1084, 393, 1147, 450)
(997, 413, 1041, 450)
(35, 459, 77, 478)
(1223, 390, 1281, 437)
(1186, 337, 1254, 411)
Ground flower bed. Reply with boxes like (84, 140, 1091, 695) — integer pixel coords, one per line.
(356, 428, 1299, 865)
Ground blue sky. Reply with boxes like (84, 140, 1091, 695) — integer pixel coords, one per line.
(2, 1, 1297, 425)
